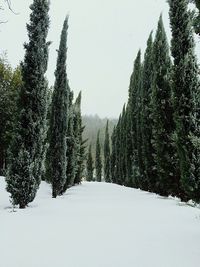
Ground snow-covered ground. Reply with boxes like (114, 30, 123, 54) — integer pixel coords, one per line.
(1, 176, 200, 267)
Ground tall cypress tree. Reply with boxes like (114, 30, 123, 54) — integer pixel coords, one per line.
(115, 115, 122, 184)
(169, 0, 200, 201)
(140, 32, 156, 192)
(111, 126, 117, 183)
(104, 120, 111, 182)
(86, 144, 94, 182)
(6, 0, 50, 208)
(62, 90, 75, 192)
(119, 105, 128, 185)
(125, 104, 134, 187)
(136, 63, 145, 189)
(46, 17, 69, 198)
(128, 50, 142, 188)
(95, 130, 102, 182)
(74, 92, 85, 185)
(151, 15, 178, 196)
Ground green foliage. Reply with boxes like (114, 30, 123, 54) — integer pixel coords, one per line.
(86, 144, 94, 181)
(151, 15, 179, 196)
(104, 120, 111, 182)
(73, 92, 86, 185)
(0, 58, 21, 174)
(62, 90, 76, 190)
(95, 130, 102, 182)
(169, 0, 200, 201)
(140, 32, 155, 191)
(6, 0, 50, 208)
(46, 17, 69, 198)
(111, 4, 200, 203)
(128, 50, 142, 187)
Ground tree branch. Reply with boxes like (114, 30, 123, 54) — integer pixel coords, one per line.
(5, 0, 19, 15)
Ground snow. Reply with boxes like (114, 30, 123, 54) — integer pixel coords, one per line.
(1, 176, 200, 267)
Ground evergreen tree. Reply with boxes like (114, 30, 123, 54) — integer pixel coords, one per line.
(0, 58, 21, 174)
(128, 50, 142, 188)
(169, 0, 200, 201)
(86, 144, 94, 182)
(73, 92, 86, 185)
(110, 126, 117, 183)
(140, 32, 155, 192)
(46, 17, 69, 198)
(114, 115, 122, 184)
(136, 63, 145, 189)
(95, 130, 102, 182)
(61, 90, 75, 192)
(6, 0, 50, 208)
(125, 104, 134, 187)
(104, 120, 111, 182)
(119, 105, 128, 185)
(151, 15, 178, 196)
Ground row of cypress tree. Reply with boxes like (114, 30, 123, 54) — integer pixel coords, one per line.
(110, 0, 200, 202)
(86, 120, 112, 183)
(5, 0, 85, 208)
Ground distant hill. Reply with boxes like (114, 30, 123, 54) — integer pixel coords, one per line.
(82, 115, 117, 158)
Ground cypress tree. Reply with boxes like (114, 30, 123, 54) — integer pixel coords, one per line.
(151, 15, 178, 196)
(115, 115, 122, 184)
(95, 130, 102, 182)
(128, 50, 142, 188)
(140, 32, 156, 192)
(73, 92, 85, 185)
(125, 103, 134, 187)
(86, 144, 94, 182)
(62, 90, 75, 191)
(169, 0, 200, 201)
(104, 120, 111, 182)
(136, 63, 145, 189)
(46, 17, 69, 198)
(119, 105, 128, 185)
(6, 0, 50, 208)
(111, 126, 117, 183)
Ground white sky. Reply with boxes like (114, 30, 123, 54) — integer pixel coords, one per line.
(0, 0, 197, 118)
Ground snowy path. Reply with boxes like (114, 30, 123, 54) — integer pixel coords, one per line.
(1, 177, 200, 267)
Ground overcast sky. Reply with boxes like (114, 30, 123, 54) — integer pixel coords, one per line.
(0, 0, 194, 118)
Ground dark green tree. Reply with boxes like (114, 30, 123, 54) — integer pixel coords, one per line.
(136, 63, 145, 189)
(46, 17, 69, 198)
(169, 0, 200, 201)
(110, 126, 117, 183)
(95, 130, 102, 182)
(151, 15, 179, 196)
(62, 90, 76, 191)
(86, 144, 94, 182)
(124, 104, 134, 187)
(128, 50, 142, 188)
(6, 0, 50, 208)
(74, 92, 86, 185)
(118, 105, 128, 185)
(0, 59, 21, 174)
(140, 32, 155, 192)
(114, 115, 122, 185)
(104, 120, 111, 182)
